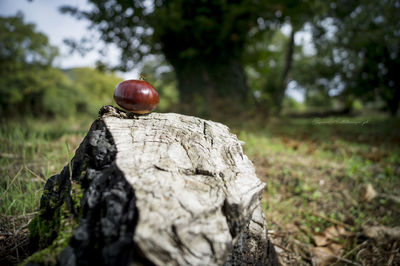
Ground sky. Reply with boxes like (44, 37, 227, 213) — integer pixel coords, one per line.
(1, 0, 305, 101)
(0, 0, 139, 79)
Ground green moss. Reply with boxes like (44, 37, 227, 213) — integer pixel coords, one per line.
(28, 212, 60, 250)
(23, 182, 83, 265)
(23, 208, 77, 265)
(71, 181, 84, 215)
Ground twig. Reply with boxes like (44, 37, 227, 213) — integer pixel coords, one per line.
(0, 211, 39, 219)
(65, 142, 73, 183)
(342, 240, 367, 259)
(330, 253, 362, 266)
(25, 166, 46, 183)
(0, 152, 20, 159)
(0, 166, 23, 200)
(387, 241, 398, 266)
(13, 218, 33, 235)
(14, 222, 19, 261)
(311, 211, 353, 229)
(271, 241, 293, 254)
(0, 237, 29, 256)
(269, 231, 293, 237)
(289, 237, 361, 266)
(380, 193, 400, 204)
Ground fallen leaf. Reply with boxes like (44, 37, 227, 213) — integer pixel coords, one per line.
(360, 183, 377, 202)
(324, 225, 341, 241)
(313, 233, 329, 246)
(335, 225, 353, 237)
(311, 243, 345, 266)
(311, 246, 336, 266)
(328, 243, 344, 255)
(313, 225, 352, 247)
(285, 223, 299, 234)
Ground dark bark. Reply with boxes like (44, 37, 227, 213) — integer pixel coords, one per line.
(26, 118, 143, 266)
(172, 58, 249, 108)
(387, 88, 400, 116)
(276, 28, 296, 114)
(380, 82, 400, 117)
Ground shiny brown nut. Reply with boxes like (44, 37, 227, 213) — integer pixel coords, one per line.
(114, 79, 159, 114)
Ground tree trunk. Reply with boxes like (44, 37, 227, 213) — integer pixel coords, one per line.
(171, 58, 249, 114)
(276, 28, 296, 114)
(25, 106, 279, 266)
(387, 88, 400, 116)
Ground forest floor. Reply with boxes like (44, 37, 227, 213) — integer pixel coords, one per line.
(234, 115, 400, 265)
(1, 113, 399, 265)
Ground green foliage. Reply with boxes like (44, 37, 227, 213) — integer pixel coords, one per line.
(0, 14, 124, 118)
(245, 30, 288, 106)
(64, 67, 123, 115)
(0, 13, 58, 116)
(310, 0, 400, 114)
(60, 0, 287, 103)
(0, 12, 57, 67)
(0, 116, 91, 217)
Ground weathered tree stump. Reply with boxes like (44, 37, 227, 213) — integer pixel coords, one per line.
(25, 106, 278, 266)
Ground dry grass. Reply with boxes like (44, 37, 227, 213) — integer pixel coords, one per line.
(236, 115, 400, 265)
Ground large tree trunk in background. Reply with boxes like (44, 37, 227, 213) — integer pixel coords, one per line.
(385, 56, 400, 116)
(25, 106, 279, 266)
(170, 58, 249, 114)
(276, 29, 296, 114)
(386, 88, 400, 116)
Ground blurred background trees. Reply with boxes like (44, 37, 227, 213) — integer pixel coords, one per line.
(0, 13, 122, 118)
(1, 0, 399, 118)
(312, 0, 400, 115)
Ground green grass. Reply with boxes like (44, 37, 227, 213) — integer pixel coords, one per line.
(1, 113, 399, 264)
(0, 116, 93, 216)
(233, 115, 400, 264)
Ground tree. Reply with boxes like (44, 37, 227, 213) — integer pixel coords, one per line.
(242, 0, 323, 114)
(0, 13, 124, 118)
(272, 0, 319, 114)
(60, 0, 283, 109)
(244, 30, 290, 111)
(311, 0, 400, 115)
(0, 13, 58, 116)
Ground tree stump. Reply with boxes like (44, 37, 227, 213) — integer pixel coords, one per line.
(25, 106, 278, 266)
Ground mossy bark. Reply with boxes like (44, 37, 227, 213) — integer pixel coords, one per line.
(24, 116, 140, 266)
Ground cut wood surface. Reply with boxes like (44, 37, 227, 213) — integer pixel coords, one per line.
(25, 106, 278, 266)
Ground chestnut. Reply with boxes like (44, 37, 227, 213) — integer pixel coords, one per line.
(114, 78, 159, 114)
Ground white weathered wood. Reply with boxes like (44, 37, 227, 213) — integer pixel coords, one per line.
(27, 106, 277, 266)
(101, 107, 265, 265)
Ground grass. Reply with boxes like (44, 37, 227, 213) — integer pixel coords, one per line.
(0, 115, 92, 264)
(0, 116, 92, 216)
(1, 113, 399, 265)
(233, 115, 400, 265)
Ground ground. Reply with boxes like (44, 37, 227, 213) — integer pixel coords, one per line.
(1, 113, 399, 265)
(234, 115, 400, 265)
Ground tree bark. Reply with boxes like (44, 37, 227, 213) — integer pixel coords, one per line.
(170, 57, 249, 113)
(25, 106, 279, 266)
